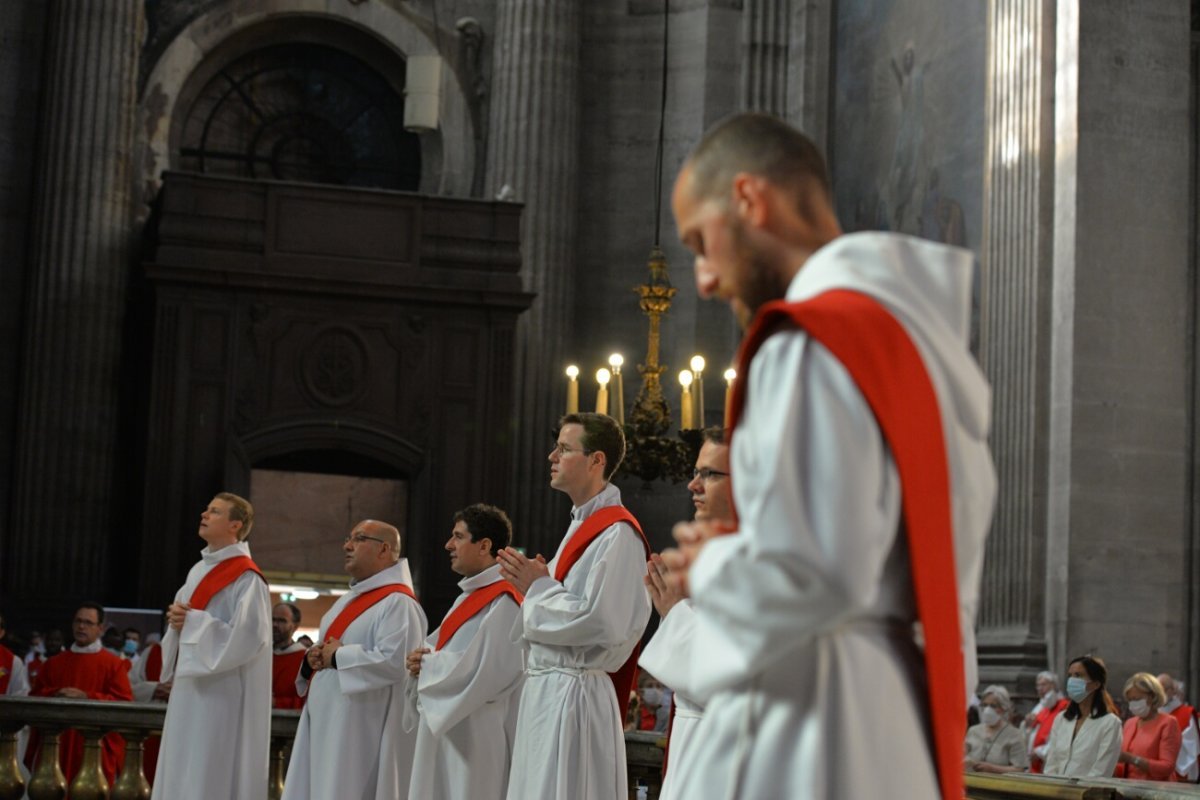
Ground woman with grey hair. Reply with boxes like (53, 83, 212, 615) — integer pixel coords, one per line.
(965, 685, 1029, 773)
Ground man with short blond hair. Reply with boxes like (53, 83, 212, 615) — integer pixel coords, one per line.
(152, 493, 272, 800)
(283, 520, 427, 800)
(639, 426, 732, 800)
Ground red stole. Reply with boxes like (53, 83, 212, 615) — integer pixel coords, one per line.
(1029, 698, 1069, 773)
(435, 582, 522, 651)
(729, 289, 966, 800)
(0, 644, 13, 694)
(189, 555, 264, 610)
(272, 648, 308, 709)
(325, 584, 416, 641)
(553, 505, 650, 721)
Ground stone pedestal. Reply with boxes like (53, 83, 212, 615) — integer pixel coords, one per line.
(487, 0, 582, 553)
(6, 1, 143, 609)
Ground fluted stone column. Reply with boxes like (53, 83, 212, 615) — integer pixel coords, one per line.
(740, 0, 790, 115)
(976, 0, 1054, 687)
(6, 1, 143, 606)
(487, 0, 581, 552)
(785, 0, 833, 151)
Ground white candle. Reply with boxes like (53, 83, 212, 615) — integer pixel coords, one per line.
(690, 354, 706, 429)
(723, 367, 737, 426)
(678, 369, 694, 430)
(608, 353, 625, 425)
(596, 368, 611, 415)
(566, 365, 579, 414)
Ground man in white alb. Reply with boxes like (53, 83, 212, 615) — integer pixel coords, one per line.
(662, 113, 997, 799)
(282, 519, 427, 800)
(498, 412, 652, 800)
(153, 492, 272, 800)
(639, 426, 732, 800)
(405, 503, 524, 800)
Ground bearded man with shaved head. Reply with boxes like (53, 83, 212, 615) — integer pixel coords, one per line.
(282, 519, 428, 800)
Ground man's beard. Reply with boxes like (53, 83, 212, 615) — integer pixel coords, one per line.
(730, 220, 789, 328)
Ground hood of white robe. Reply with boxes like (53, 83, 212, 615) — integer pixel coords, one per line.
(791, 231, 991, 442)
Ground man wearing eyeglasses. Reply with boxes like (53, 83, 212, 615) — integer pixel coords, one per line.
(638, 426, 732, 800)
(498, 412, 652, 800)
(153, 493, 271, 800)
(282, 520, 427, 800)
(29, 601, 133, 787)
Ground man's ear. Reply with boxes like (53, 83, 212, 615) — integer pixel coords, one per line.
(731, 172, 771, 229)
(478, 537, 492, 554)
(591, 450, 607, 475)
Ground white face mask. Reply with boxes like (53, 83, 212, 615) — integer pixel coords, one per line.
(1041, 689, 1058, 705)
(1128, 698, 1151, 718)
(981, 706, 1002, 726)
(641, 688, 662, 708)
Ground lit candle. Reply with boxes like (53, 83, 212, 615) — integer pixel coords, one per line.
(596, 368, 611, 416)
(678, 369, 694, 430)
(724, 368, 737, 426)
(690, 354, 706, 429)
(608, 353, 625, 425)
(566, 365, 579, 414)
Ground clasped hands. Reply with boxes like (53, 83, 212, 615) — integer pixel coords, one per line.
(497, 548, 548, 594)
(652, 518, 734, 599)
(166, 602, 190, 631)
(306, 638, 342, 672)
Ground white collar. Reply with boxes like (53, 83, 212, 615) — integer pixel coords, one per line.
(458, 562, 505, 592)
(70, 640, 103, 654)
(570, 483, 621, 523)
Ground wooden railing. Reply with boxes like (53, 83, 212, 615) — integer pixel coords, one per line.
(0, 696, 666, 800)
(967, 771, 1200, 800)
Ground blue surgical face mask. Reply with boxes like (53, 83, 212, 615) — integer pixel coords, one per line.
(123, 639, 138, 655)
(1066, 676, 1090, 702)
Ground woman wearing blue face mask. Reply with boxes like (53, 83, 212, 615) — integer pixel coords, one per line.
(1042, 655, 1122, 777)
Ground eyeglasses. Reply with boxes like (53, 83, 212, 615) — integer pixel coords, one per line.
(343, 534, 388, 546)
(551, 442, 593, 457)
(692, 468, 730, 481)
(73, 619, 99, 627)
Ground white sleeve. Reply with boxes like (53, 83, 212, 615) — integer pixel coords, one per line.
(5, 658, 29, 696)
(521, 527, 651, 648)
(416, 597, 524, 737)
(333, 597, 426, 696)
(1041, 715, 1068, 775)
(688, 335, 901, 698)
(638, 601, 700, 705)
(175, 574, 271, 679)
(1087, 716, 1123, 778)
(1178, 716, 1199, 780)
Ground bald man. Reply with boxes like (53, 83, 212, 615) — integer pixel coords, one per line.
(282, 520, 427, 800)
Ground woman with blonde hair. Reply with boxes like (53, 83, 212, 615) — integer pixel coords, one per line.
(1115, 672, 1181, 781)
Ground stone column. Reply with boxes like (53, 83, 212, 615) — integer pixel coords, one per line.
(487, 0, 581, 552)
(975, 0, 1055, 688)
(740, 0, 790, 115)
(786, 0, 834, 152)
(6, 1, 143, 609)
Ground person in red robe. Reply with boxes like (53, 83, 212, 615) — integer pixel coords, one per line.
(29, 602, 133, 786)
(1159, 672, 1200, 781)
(1027, 670, 1070, 773)
(271, 602, 306, 709)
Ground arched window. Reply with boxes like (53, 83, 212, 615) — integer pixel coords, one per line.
(177, 43, 420, 190)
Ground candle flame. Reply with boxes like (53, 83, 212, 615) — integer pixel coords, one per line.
(678, 369, 693, 388)
(724, 368, 737, 383)
(566, 364, 579, 379)
(596, 368, 611, 386)
(690, 354, 706, 373)
(608, 353, 623, 371)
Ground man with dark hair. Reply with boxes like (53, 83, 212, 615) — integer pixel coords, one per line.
(153, 493, 272, 800)
(272, 602, 306, 709)
(405, 503, 524, 799)
(661, 112, 996, 800)
(30, 602, 133, 786)
(639, 426, 732, 800)
(498, 412, 651, 800)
